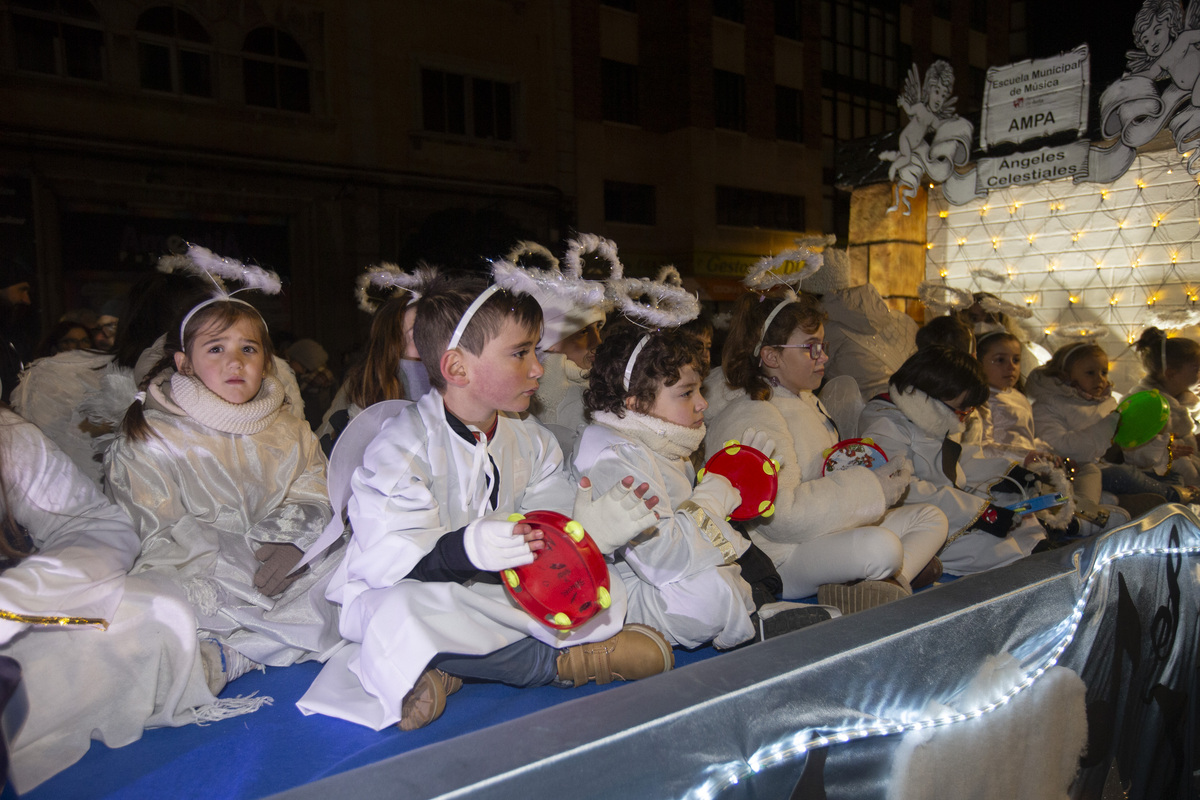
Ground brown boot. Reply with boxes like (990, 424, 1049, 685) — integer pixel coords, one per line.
(818, 577, 912, 616)
(398, 668, 462, 731)
(556, 623, 675, 687)
(910, 557, 943, 591)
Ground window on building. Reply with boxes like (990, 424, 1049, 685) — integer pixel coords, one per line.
(775, 0, 802, 40)
(601, 59, 639, 124)
(970, 0, 988, 31)
(776, 85, 805, 143)
(135, 6, 212, 97)
(714, 69, 746, 131)
(713, 0, 744, 23)
(716, 186, 805, 230)
(421, 68, 515, 142)
(11, 0, 104, 81)
(242, 27, 310, 112)
(604, 181, 656, 225)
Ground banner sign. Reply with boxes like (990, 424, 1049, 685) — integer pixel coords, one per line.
(976, 140, 1091, 191)
(981, 45, 1090, 149)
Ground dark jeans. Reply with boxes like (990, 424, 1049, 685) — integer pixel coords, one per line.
(432, 637, 560, 687)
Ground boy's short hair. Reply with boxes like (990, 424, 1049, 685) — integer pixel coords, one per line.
(584, 321, 708, 419)
(413, 271, 543, 392)
(890, 346, 989, 407)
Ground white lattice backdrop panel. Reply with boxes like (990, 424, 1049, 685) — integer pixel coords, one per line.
(926, 148, 1200, 392)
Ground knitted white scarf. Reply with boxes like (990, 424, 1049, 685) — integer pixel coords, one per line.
(591, 408, 705, 459)
(153, 372, 285, 435)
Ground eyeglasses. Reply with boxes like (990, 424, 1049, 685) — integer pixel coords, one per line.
(770, 341, 829, 360)
(941, 400, 976, 421)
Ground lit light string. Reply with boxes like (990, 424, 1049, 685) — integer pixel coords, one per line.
(682, 537, 1200, 800)
(925, 148, 1200, 383)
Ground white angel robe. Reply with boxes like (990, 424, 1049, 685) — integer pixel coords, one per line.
(0, 410, 228, 793)
(298, 389, 627, 730)
(105, 378, 339, 667)
(859, 388, 1045, 575)
(573, 412, 755, 650)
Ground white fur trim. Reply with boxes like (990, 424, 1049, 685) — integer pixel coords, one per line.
(889, 384, 964, 440)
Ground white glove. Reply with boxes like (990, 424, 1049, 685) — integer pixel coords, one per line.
(689, 472, 742, 520)
(572, 477, 660, 555)
(463, 517, 535, 572)
(874, 455, 914, 508)
(739, 428, 777, 460)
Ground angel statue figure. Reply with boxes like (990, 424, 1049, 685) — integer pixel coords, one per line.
(878, 60, 972, 215)
(1094, 0, 1200, 181)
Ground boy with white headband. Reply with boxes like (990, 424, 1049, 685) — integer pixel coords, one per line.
(300, 271, 673, 731)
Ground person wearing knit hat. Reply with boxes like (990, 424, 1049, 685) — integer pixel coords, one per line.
(287, 338, 336, 431)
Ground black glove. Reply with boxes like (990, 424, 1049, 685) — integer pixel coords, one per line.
(1005, 465, 1041, 492)
(970, 503, 1017, 538)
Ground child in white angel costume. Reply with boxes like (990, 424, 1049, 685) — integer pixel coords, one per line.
(0, 408, 255, 793)
(298, 271, 672, 731)
(105, 248, 340, 693)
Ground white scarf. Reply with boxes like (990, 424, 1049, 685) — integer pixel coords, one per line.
(151, 372, 285, 435)
(591, 408, 704, 460)
(889, 384, 965, 440)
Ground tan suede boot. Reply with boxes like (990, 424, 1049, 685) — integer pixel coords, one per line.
(556, 623, 675, 687)
(398, 668, 463, 731)
(818, 576, 912, 615)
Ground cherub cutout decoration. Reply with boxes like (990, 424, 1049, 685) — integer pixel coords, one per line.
(1093, 0, 1200, 181)
(879, 60, 975, 214)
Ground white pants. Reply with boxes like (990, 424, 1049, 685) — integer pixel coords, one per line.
(617, 561, 756, 650)
(775, 504, 949, 599)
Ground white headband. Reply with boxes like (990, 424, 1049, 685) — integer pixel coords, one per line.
(753, 297, 795, 357)
(623, 334, 652, 392)
(447, 284, 502, 351)
(179, 296, 259, 343)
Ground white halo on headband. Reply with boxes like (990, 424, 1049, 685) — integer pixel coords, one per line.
(977, 294, 1034, 320)
(742, 246, 823, 293)
(167, 245, 281, 342)
(606, 262, 700, 393)
(563, 233, 621, 280)
(917, 281, 973, 315)
(506, 241, 560, 270)
(1149, 306, 1200, 330)
(355, 262, 437, 314)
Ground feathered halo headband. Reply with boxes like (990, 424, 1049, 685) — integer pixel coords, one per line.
(354, 262, 438, 314)
(742, 244, 823, 357)
(606, 260, 701, 391)
(162, 244, 282, 343)
(917, 281, 973, 316)
(976, 293, 1034, 320)
(493, 238, 609, 310)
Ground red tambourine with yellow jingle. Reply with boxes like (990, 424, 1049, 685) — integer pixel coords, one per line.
(501, 510, 612, 631)
(697, 441, 780, 521)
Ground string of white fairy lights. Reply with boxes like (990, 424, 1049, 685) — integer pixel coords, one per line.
(925, 147, 1200, 381)
(682, 535, 1200, 800)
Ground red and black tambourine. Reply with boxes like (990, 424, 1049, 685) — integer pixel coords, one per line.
(501, 510, 611, 631)
(821, 437, 888, 476)
(697, 441, 780, 521)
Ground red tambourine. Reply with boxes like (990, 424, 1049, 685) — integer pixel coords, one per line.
(821, 437, 888, 476)
(697, 441, 780, 521)
(501, 510, 611, 631)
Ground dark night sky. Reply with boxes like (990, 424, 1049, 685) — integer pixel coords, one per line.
(1025, 0, 1147, 91)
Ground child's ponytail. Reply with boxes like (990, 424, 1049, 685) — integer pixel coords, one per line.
(1135, 326, 1200, 384)
(120, 352, 175, 443)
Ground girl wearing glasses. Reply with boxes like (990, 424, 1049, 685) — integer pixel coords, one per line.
(859, 347, 1048, 575)
(705, 292, 948, 615)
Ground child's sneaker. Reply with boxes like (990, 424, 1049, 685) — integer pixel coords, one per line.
(398, 668, 462, 731)
(747, 601, 839, 644)
(818, 576, 911, 616)
(199, 639, 262, 695)
(556, 623, 674, 687)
